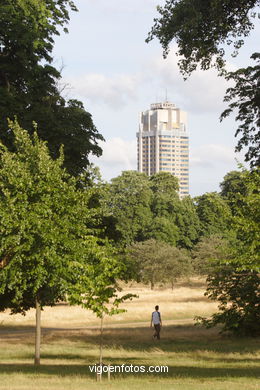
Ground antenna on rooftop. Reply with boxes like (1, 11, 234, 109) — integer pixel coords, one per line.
(165, 88, 168, 102)
(155, 90, 158, 103)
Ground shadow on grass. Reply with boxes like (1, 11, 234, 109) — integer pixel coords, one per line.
(0, 363, 259, 380)
(58, 324, 260, 355)
(1, 324, 260, 356)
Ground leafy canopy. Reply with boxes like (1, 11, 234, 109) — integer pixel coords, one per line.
(0, 0, 103, 177)
(147, 1, 260, 167)
(147, 0, 259, 74)
(221, 53, 260, 167)
(0, 121, 103, 313)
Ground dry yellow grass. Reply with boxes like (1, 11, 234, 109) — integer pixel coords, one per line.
(0, 279, 259, 390)
(0, 279, 217, 328)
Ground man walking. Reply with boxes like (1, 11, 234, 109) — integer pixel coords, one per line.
(150, 305, 162, 340)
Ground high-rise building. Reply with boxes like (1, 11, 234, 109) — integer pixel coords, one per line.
(137, 101, 189, 198)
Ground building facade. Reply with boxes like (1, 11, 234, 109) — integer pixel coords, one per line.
(137, 102, 189, 198)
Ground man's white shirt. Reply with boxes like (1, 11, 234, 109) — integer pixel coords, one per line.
(152, 311, 161, 325)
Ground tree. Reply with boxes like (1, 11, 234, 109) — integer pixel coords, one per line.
(149, 173, 200, 248)
(147, 0, 260, 166)
(196, 265, 260, 336)
(195, 192, 232, 237)
(108, 170, 201, 250)
(127, 239, 192, 289)
(108, 171, 152, 246)
(147, 0, 259, 74)
(148, 172, 180, 245)
(0, 121, 105, 364)
(175, 196, 201, 249)
(220, 170, 249, 207)
(0, 0, 103, 176)
(221, 53, 260, 167)
(230, 168, 260, 270)
(145, 216, 179, 246)
(67, 242, 135, 374)
(195, 168, 259, 335)
(163, 247, 192, 289)
(192, 235, 231, 275)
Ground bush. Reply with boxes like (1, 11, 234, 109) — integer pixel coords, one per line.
(196, 265, 260, 336)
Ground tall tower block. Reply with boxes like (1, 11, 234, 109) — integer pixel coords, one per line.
(137, 102, 189, 198)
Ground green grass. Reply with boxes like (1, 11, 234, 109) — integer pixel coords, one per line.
(0, 283, 259, 389)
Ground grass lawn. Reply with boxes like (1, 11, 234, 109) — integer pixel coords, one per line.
(0, 281, 259, 390)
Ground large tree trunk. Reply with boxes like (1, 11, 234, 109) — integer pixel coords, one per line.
(34, 297, 41, 366)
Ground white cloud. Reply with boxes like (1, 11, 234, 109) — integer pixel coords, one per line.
(66, 73, 138, 109)
(190, 144, 241, 168)
(91, 138, 137, 180)
(64, 51, 236, 114)
(81, 0, 164, 14)
(145, 52, 236, 114)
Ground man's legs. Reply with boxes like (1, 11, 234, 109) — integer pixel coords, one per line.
(153, 324, 161, 339)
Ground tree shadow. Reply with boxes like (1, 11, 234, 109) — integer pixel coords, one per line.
(59, 324, 260, 355)
(0, 362, 259, 380)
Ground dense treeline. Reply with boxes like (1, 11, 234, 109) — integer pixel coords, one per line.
(103, 168, 260, 336)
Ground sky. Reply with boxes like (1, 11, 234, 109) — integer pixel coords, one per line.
(52, 0, 259, 196)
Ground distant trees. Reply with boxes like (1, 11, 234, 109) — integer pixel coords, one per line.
(107, 170, 200, 248)
(107, 166, 259, 335)
(108, 171, 153, 245)
(192, 235, 231, 275)
(195, 192, 232, 237)
(195, 168, 260, 335)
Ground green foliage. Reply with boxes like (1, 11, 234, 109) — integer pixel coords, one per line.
(196, 266, 260, 336)
(195, 192, 232, 237)
(127, 239, 192, 289)
(0, 121, 106, 314)
(108, 171, 153, 246)
(175, 196, 201, 249)
(147, 1, 260, 166)
(192, 235, 231, 275)
(107, 171, 200, 250)
(67, 242, 135, 318)
(163, 247, 192, 289)
(147, 0, 258, 74)
(149, 171, 179, 194)
(230, 168, 260, 270)
(148, 172, 180, 245)
(145, 216, 179, 246)
(221, 53, 260, 167)
(195, 168, 259, 335)
(0, 0, 103, 176)
(220, 170, 249, 212)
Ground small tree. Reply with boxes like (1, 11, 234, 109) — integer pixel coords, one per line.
(67, 242, 135, 376)
(192, 235, 231, 275)
(163, 248, 192, 289)
(0, 121, 103, 364)
(128, 239, 192, 289)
